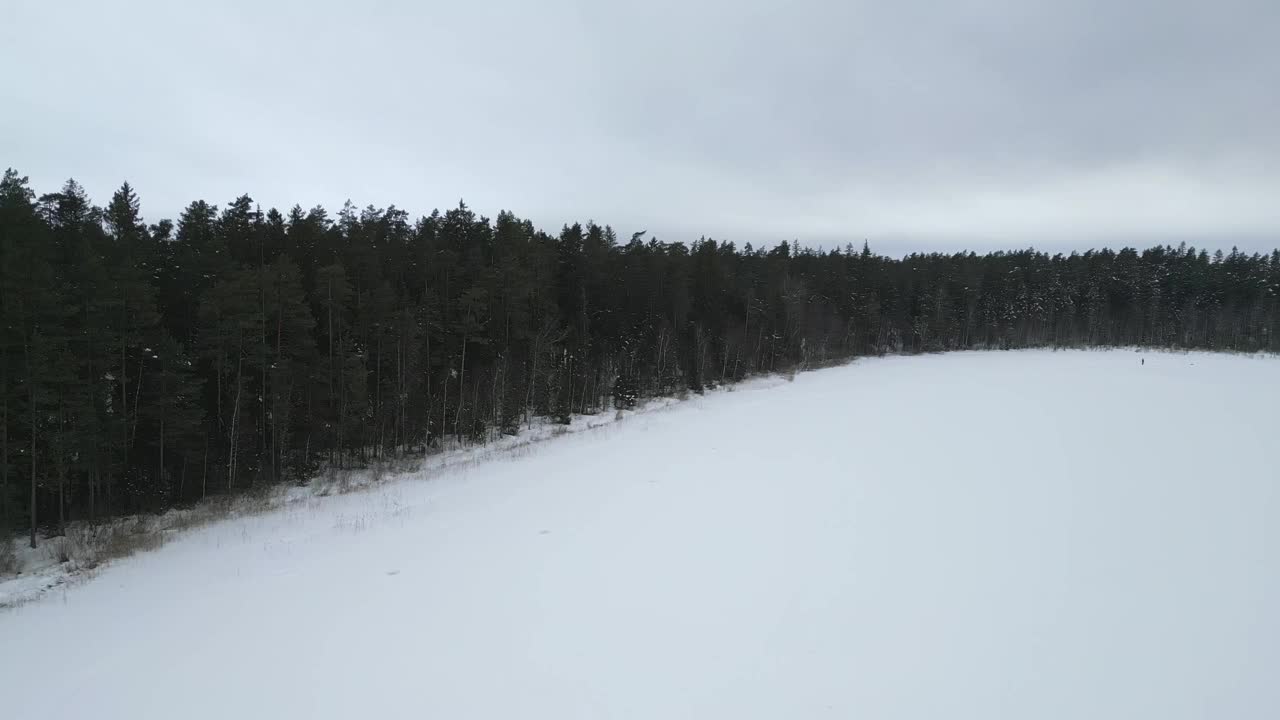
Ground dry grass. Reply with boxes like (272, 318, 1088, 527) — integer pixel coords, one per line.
(47, 521, 165, 571)
(31, 488, 283, 577)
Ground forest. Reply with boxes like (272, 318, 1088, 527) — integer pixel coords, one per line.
(2, 168, 1278, 546)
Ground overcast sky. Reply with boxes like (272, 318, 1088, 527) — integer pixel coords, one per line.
(3, 0, 1278, 254)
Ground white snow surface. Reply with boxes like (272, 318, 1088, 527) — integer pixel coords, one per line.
(2, 350, 1278, 719)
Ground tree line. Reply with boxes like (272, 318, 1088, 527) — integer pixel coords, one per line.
(2, 168, 1278, 547)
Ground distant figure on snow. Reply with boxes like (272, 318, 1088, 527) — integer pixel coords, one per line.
(1141, 357, 1145, 366)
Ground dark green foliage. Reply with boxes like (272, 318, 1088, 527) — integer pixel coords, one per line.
(2, 168, 1279, 542)
(613, 374, 640, 410)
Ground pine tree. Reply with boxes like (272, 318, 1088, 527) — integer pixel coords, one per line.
(1, 168, 1277, 531)
(0, 171, 65, 546)
(261, 256, 316, 481)
(197, 268, 260, 490)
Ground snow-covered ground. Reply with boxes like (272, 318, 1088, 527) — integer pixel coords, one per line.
(1, 350, 1277, 719)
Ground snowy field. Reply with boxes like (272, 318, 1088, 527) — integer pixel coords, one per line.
(1, 350, 1278, 719)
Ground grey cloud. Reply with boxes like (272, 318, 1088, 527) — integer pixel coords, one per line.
(2, 0, 1277, 253)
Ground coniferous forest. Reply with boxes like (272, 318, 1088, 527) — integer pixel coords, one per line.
(2, 168, 1278, 545)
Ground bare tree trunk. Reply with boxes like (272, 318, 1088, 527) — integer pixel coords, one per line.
(395, 336, 403, 453)
(375, 333, 383, 459)
(228, 352, 243, 491)
(57, 392, 65, 536)
(1, 350, 7, 530)
(84, 303, 98, 521)
(0, 267, 6, 527)
(121, 298, 128, 464)
(57, 467, 65, 537)
(453, 335, 468, 438)
(275, 301, 285, 482)
(201, 436, 208, 500)
(439, 369, 448, 452)
(424, 326, 432, 447)
(493, 353, 505, 431)
(158, 391, 166, 502)
(472, 381, 480, 441)
(131, 358, 144, 448)
(25, 337, 36, 549)
(565, 355, 574, 417)
(261, 260, 269, 483)
(526, 334, 540, 424)
(327, 276, 335, 467)
(29, 418, 36, 549)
